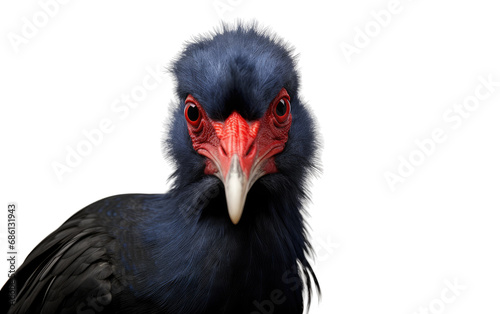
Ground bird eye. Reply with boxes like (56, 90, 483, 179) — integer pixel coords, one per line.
(185, 102, 201, 127)
(274, 98, 290, 123)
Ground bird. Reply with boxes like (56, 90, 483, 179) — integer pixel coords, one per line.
(0, 24, 320, 313)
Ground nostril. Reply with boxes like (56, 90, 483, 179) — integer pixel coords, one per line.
(245, 141, 256, 157)
(220, 144, 228, 157)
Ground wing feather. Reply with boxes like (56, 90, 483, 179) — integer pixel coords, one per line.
(2, 213, 123, 314)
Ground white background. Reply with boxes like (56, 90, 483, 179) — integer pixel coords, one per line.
(1, 1, 500, 313)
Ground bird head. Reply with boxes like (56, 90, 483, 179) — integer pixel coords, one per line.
(167, 25, 317, 225)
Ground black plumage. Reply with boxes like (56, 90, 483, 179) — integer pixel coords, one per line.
(0, 24, 319, 313)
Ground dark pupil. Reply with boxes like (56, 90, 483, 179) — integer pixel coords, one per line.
(276, 100, 287, 116)
(187, 105, 199, 122)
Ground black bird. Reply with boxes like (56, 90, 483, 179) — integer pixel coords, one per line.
(0, 24, 320, 313)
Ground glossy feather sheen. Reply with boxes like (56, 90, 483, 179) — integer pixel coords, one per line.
(0, 24, 319, 313)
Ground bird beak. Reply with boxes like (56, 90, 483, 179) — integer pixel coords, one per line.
(224, 155, 251, 224)
(211, 112, 265, 224)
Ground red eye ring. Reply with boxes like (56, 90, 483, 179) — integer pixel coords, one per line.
(274, 97, 290, 124)
(184, 102, 202, 128)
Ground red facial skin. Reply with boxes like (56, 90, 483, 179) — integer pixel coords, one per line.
(184, 88, 292, 184)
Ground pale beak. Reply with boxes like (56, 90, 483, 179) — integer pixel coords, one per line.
(210, 112, 264, 225)
(224, 155, 251, 224)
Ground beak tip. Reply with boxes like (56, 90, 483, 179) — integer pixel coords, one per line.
(229, 212, 242, 225)
(226, 188, 245, 225)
